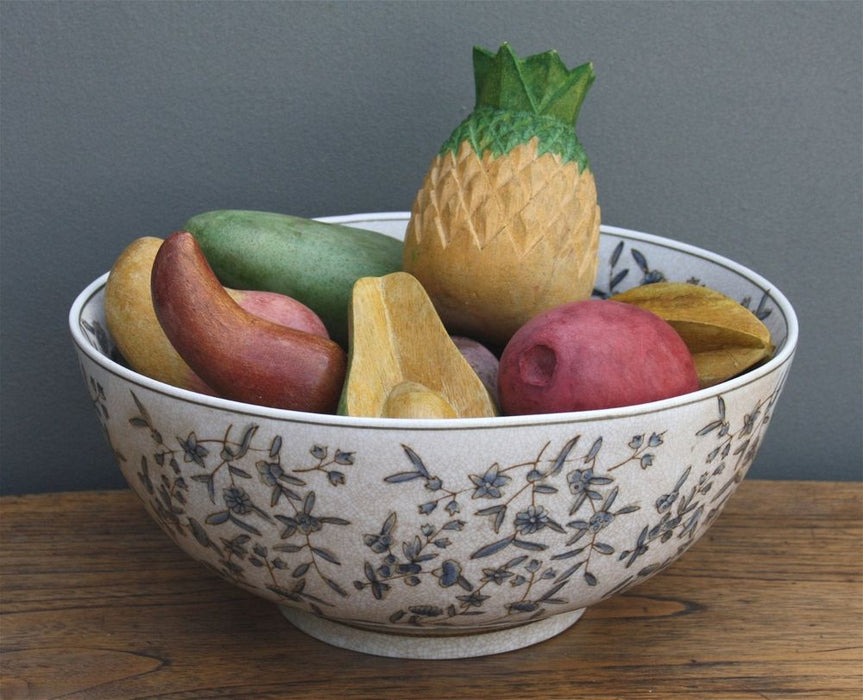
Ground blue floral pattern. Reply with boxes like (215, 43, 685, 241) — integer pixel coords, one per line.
(80, 366, 785, 631)
(592, 239, 774, 322)
(74, 228, 794, 636)
(347, 387, 780, 630)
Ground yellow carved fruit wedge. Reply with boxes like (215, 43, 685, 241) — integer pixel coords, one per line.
(105, 236, 214, 394)
(611, 282, 774, 388)
(339, 272, 497, 418)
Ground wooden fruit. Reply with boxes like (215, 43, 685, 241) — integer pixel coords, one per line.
(106, 237, 213, 394)
(404, 44, 601, 347)
(382, 382, 458, 419)
(498, 300, 699, 415)
(452, 335, 500, 406)
(611, 282, 774, 387)
(151, 231, 346, 413)
(184, 210, 404, 347)
(339, 272, 497, 419)
(105, 236, 331, 395)
(227, 288, 330, 340)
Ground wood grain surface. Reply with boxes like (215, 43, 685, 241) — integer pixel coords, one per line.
(341, 271, 496, 419)
(1, 480, 861, 699)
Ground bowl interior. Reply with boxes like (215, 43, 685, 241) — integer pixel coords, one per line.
(319, 214, 796, 357)
(71, 214, 797, 423)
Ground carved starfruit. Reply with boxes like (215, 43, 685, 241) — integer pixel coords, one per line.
(611, 282, 774, 388)
(339, 272, 498, 418)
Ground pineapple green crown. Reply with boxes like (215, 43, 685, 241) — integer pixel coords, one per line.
(440, 44, 596, 170)
(473, 43, 595, 125)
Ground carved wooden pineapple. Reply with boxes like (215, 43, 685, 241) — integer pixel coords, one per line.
(404, 44, 601, 347)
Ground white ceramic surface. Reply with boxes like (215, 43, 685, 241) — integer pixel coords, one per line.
(69, 213, 797, 658)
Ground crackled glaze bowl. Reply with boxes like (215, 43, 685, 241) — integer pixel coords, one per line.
(69, 213, 797, 659)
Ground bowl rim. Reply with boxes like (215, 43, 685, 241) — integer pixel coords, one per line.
(70, 214, 799, 430)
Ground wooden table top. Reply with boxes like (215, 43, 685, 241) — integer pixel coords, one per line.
(1, 480, 860, 699)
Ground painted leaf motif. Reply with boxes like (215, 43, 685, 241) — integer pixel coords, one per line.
(512, 539, 548, 552)
(311, 547, 341, 565)
(631, 248, 649, 273)
(385, 471, 425, 484)
(402, 444, 431, 477)
(471, 537, 513, 559)
(610, 240, 624, 267)
(550, 436, 580, 475)
(205, 510, 229, 525)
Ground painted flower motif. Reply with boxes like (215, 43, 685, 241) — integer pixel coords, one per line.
(110, 365, 781, 630)
(223, 487, 253, 514)
(257, 461, 285, 486)
(514, 505, 551, 535)
(588, 510, 614, 533)
(179, 432, 208, 466)
(567, 468, 612, 496)
(291, 512, 322, 535)
(482, 567, 514, 585)
(470, 464, 511, 499)
(364, 532, 393, 554)
(419, 502, 436, 515)
(457, 591, 490, 607)
(567, 468, 613, 514)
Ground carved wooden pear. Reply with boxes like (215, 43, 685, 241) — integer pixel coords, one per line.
(339, 272, 497, 418)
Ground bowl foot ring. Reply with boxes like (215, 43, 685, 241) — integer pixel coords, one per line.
(278, 606, 586, 659)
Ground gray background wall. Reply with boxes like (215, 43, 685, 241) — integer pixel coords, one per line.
(1, 0, 860, 494)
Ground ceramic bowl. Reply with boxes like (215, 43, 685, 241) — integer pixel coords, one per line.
(69, 213, 798, 659)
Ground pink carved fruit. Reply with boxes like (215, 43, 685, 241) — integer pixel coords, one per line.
(498, 299, 699, 415)
(228, 289, 329, 339)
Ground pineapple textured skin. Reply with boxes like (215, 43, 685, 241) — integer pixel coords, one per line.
(404, 137, 600, 347)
